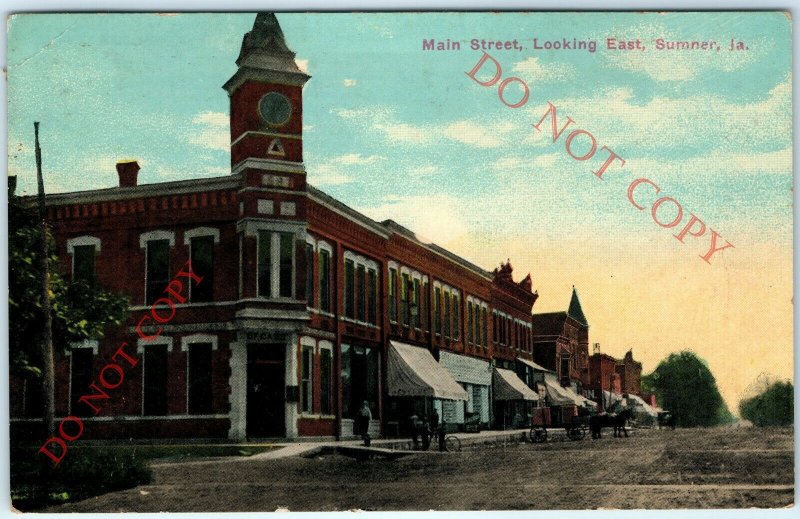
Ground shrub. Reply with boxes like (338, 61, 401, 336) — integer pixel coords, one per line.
(11, 448, 152, 510)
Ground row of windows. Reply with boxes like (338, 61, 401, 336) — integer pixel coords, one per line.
(388, 265, 429, 330)
(68, 341, 214, 417)
(466, 298, 489, 349)
(300, 341, 334, 415)
(433, 284, 461, 340)
(493, 310, 533, 352)
(343, 254, 380, 326)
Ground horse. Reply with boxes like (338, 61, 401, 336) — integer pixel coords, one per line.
(589, 408, 634, 439)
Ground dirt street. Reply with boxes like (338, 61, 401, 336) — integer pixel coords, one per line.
(43, 427, 794, 511)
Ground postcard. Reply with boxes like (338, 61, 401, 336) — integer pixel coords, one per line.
(7, 11, 793, 511)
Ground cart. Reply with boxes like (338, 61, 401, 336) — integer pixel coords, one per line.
(529, 406, 589, 442)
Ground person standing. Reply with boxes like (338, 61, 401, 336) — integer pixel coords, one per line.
(358, 400, 372, 446)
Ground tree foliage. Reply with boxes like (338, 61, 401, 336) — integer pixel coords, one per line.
(9, 192, 130, 383)
(739, 381, 793, 427)
(642, 351, 733, 427)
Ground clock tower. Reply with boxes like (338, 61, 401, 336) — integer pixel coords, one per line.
(224, 13, 310, 169)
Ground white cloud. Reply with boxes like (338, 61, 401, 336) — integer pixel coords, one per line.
(296, 59, 309, 74)
(332, 153, 381, 165)
(343, 79, 357, 87)
(187, 111, 229, 152)
(626, 147, 791, 177)
(409, 165, 440, 177)
(512, 57, 575, 82)
(360, 194, 469, 245)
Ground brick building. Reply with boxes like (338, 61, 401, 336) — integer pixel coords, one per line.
(615, 350, 643, 395)
(10, 13, 542, 440)
(530, 288, 590, 394)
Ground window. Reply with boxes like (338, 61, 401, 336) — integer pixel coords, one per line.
(257, 231, 271, 297)
(279, 233, 293, 298)
(368, 269, 377, 325)
(434, 287, 441, 334)
(319, 249, 331, 312)
(400, 273, 410, 326)
(305, 243, 314, 307)
(467, 302, 474, 344)
(444, 291, 451, 337)
(143, 344, 168, 416)
(70, 348, 94, 416)
(190, 236, 214, 302)
(301, 346, 313, 413)
(73, 245, 96, 285)
(344, 259, 355, 318)
(188, 343, 212, 414)
(412, 278, 421, 329)
(146, 240, 170, 304)
(340, 344, 379, 419)
(452, 293, 460, 340)
(356, 265, 366, 322)
(388, 267, 397, 322)
(320, 347, 332, 414)
(481, 307, 488, 348)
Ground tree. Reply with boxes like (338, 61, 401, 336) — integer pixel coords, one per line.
(642, 351, 733, 427)
(739, 381, 793, 427)
(9, 184, 130, 424)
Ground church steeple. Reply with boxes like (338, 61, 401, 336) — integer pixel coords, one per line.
(567, 286, 588, 326)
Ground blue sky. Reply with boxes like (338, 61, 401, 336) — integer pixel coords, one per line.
(7, 12, 793, 406)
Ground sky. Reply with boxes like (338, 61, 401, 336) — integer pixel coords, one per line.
(7, 12, 793, 411)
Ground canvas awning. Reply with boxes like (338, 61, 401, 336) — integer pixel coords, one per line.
(626, 394, 659, 417)
(517, 357, 555, 373)
(543, 378, 584, 406)
(387, 341, 468, 400)
(440, 350, 491, 386)
(493, 368, 540, 401)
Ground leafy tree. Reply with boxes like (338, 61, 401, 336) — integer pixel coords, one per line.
(9, 187, 130, 414)
(642, 351, 733, 427)
(739, 381, 793, 427)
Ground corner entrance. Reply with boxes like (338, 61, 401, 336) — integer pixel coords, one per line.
(246, 344, 285, 438)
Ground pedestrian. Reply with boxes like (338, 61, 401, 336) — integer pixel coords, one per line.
(358, 400, 372, 446)
(410, 413, 420, 449)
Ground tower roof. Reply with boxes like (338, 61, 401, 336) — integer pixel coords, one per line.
(567, 286, 588, 326)
(224, 12, 310, 92)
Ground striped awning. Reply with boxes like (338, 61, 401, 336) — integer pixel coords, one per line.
(387, 341, 468, 401)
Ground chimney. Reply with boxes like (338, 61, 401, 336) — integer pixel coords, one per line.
(116, 160, 140, 187)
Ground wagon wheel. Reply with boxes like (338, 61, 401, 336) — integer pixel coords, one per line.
(445, 435, 462, 452)
(567, 426, 583, 441)
(529, 427, 548, 443)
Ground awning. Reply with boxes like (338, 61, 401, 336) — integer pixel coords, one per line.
(387, 341, 468, 401)
(517, 357, 555, 373)
(543, 378, 584, 406)
(439, 350, 491, 386)
(626, 394, 659, 417)
(493, 368, 540, 401)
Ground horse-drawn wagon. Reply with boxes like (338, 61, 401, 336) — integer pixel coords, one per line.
(529, 406, 590, 442)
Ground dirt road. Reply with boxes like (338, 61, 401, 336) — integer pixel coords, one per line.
(44, 426, 794, 511)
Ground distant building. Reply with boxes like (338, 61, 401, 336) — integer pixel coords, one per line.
(531, 288, 590, 394)
(615, 349, 643, 395)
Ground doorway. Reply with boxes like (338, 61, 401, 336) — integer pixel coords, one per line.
(247, 344, 285, 438)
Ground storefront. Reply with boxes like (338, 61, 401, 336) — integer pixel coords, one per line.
(438, 350, 492, 431)
(492, 367, 539, 429)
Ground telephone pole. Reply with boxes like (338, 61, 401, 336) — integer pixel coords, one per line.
(34, 122, 56, 436)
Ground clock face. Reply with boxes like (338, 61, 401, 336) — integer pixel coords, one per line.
(259, 92, 292, 127)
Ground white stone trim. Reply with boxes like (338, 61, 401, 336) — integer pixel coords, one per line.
(66, 339, 99, 356)
(300, 336, 316, 348)
(180, 333, 219, 352)
(239, 218, 305, 238)
(183, 227, 220, 245)
(343, 250, 379, 271)
(317, 240, 333, 255)
(228, 341, 246, 440)
(318, 340, 333, 352)
(305, 234, 316, 247)
(137, 335, 174, 353)
(66, 235, 101, 254)
(388, 260, 399, 270)
(139, 230, 175, 248)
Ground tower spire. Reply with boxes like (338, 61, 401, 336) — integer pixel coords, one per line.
(567, 286, 588, 326)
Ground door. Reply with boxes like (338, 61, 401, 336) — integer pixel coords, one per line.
(247, 344, 285, 438)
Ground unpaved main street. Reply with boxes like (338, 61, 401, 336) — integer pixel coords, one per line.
(44, 427, 794, 511)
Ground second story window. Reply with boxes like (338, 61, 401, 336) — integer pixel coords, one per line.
(356, 264, 366, 322)
(257, 230, 296, 299)
(305, 243, 314, 307)
(68, 236, 101, 286)
(368, 269, 377, 325)
(344, 259, 355, 318)
(319, 248, 332, 313)
(434, 286, 441, 334)
(146, 240, 170, 304)
(388, 266, 397, 322)
(189, 236, 214, 302)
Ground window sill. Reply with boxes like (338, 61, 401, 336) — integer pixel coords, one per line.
(300, 413, 336, 420)
(340, 316, 380, 329)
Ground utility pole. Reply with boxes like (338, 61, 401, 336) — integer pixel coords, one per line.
(34, 122, 56, 436)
